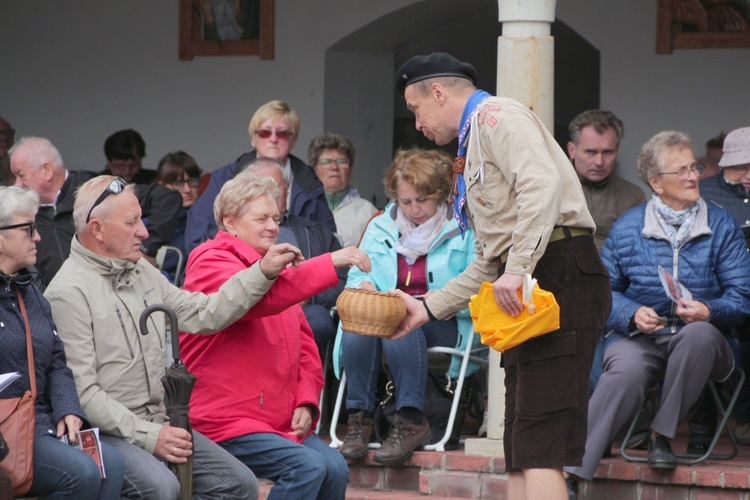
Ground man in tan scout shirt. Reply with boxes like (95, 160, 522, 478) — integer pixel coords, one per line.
(389, 52, 612, 500)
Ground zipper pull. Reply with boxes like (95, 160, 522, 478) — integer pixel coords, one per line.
(405, 271, 412, 287)
(259, 393, 264, 409)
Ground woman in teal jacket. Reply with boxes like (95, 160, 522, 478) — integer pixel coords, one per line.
(334, 148, 476, 464)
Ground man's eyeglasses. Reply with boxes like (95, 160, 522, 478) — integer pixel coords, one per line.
(255, 129, 294, 140)
(86, 178, 128, 223)
(656, 164, 704, 180)
(0, 128, 15, 138)
(317, 158, 350, 168)
(0, 221, 36, 238)
(168, 178, 201, 190)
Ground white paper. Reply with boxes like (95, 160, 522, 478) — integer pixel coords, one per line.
(658, 265, 693, 303)
(522, 274, 537, 315)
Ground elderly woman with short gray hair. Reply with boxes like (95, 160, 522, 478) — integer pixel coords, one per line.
(564, 131, 750, 493)
(308, 132, 378, 246)
(0, 186, 125, 498)
(180, 171, 370, 500)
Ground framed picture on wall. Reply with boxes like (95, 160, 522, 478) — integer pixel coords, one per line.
(179, 0, 274, 60)
(657, 0, 750, 53)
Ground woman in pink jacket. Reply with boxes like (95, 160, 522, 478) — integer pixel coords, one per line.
(180, 171, 370, 500)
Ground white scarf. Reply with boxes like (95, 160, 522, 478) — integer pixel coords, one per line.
(393, 203, 448, 265)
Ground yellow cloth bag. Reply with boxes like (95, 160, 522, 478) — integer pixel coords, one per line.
(469, 280, 560, 352)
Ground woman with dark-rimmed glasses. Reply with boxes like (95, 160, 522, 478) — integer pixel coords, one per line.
(0, 185, 125, 498)
(154, 152, 202, 282)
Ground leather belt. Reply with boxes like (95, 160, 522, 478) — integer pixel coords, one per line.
(499, 226, 592, 264)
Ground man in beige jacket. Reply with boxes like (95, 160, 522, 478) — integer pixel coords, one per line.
(390, 53, 612, 500)
(45, 175, 303, 499)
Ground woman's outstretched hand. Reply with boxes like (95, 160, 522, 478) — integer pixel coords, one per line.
(331, 246, 372, 273)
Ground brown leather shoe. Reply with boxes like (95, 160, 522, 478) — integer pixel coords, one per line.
(340, 411, 374, 459)
(373, 415, 431, 464)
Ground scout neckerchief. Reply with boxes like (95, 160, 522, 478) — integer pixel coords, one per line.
(452, 89, 491, 237)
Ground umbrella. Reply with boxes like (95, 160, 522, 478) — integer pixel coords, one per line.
(139, 304, 196, 500)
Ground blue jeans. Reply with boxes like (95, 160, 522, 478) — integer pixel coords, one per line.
(342, 319, 458, 413)
(28, 434, 125, 499)
(219, 432, 348, 500)
(101, 430, 258, 500)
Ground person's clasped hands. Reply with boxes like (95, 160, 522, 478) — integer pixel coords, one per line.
(633, 299, 710, 334)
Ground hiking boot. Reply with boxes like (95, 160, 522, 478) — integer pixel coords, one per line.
(373, 414, 431, 464)
(340, 411, 374, 459)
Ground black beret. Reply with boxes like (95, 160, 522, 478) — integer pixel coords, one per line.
(395, 52, 478, 95)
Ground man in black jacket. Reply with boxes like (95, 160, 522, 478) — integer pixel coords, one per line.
(9, 136, 181, 285)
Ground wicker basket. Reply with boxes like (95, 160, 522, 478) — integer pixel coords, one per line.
(336, 288, 407, 338)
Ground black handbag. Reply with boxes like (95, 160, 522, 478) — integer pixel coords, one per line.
(373, 369, 475, 450)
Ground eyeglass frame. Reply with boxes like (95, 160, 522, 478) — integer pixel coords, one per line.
(316, 158, 350, 168)
(655, 164, 704, 180)
(0, 128, 15, 138)
(86, 177, 128, 223)
(726, 164, 750, 174)
(254, 129, 294, 140)
(0, 221, 36, 238)
(166, 178, 201, 190)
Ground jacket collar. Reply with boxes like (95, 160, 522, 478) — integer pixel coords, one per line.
(642, 197, 712, 244)
(70, 236, 139, 277)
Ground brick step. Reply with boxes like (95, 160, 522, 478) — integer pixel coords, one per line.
(345, 448, 505, 498)
(258, 479, 461, 499)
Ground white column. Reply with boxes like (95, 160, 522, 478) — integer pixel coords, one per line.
(465, 0, 556, 458)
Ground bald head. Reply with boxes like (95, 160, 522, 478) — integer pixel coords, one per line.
(10, 137, 67, 203)
(241, 157, 288, 214)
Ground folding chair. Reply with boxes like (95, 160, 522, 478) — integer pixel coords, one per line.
(620, 368, 745, 465)
(329, 325, 488, 452)
(155, 245, 185, 286)
(315, 308, 339, 435)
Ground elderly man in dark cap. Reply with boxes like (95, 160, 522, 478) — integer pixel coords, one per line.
(390, 52, 611, 500)
(700, 126, 750, 445)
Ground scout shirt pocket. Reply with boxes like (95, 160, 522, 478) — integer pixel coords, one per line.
(464, 157, 512, 229)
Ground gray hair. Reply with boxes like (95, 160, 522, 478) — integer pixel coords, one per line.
(239, 156, 289, 186)
(9, 136, 65, 173)
(214, 171, 279, 231)
(0, 186, 39, 227)
(307, 132, 356, 167)
(568, 110, 625, 145)
(72, 175, 135, 234)
(636, 130, 693, 186)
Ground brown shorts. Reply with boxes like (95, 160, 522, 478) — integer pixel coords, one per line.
(500, 235, 611, 471)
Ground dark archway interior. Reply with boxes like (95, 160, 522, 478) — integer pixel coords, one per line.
(325, 0, 599, 206)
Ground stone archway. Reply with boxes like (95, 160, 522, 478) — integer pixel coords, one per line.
(321, 0, 599, 208)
